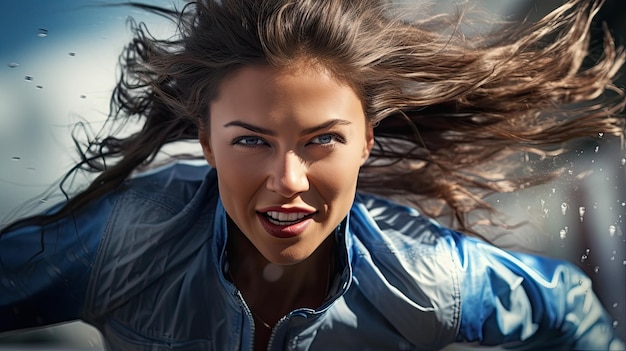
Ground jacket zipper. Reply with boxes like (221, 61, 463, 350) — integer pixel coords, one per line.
(266, 314, 289, 351)
(234, 290, 256, 351)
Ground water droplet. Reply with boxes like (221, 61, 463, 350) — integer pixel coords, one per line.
(24, 75, 33, 82)
(579, 206, 586, 222)
(598, 132, 604, 138)
(37, 28, 48, 37)
(593, 266, 600, 274)
(39, 198, 48, 203)
(581, 254, 588, 263)
(561, 202, 568, 216)
(594, 145, 600, 153)
(613, 320, 619, 329)
(11, 156, 21, 161)
(7, 61, 19, 68)
(609, 225, 616, 237)
(621, 158, 626, 166)
(613, 303, 619, 308)
(80, 94, 87, 99)
(69, 52, 76, 56)
(36, 85, 43, 90)
(559, 227, 568, 240)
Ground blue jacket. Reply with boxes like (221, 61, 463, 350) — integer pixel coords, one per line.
(0, 161, 623, 350)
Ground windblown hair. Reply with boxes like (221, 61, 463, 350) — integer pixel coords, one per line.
(2, 0, 624, 234)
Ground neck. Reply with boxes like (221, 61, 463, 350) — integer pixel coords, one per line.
(226, 218, 336, 325)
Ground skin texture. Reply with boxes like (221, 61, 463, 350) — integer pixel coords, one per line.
(199, 64, 373, 349)
(200, 64, 373, 266)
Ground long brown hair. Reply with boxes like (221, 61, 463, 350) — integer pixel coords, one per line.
(2, 0, 624, 234)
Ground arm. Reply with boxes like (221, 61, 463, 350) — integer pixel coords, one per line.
(452, 232, 624, 350)
(0, 194, 114, 333)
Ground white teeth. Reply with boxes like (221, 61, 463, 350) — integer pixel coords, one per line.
(265, 211, 309, 224)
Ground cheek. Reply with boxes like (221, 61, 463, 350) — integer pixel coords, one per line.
(212, 142, 266, 177)
(218, 162, 263, 192)
(212, 150, 266, 208)
(309, 155, 361, 199)
(216, 171, 259, 231)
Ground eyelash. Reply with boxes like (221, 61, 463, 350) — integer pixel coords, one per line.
(230, 133, 346, 149)
(230, 136, 267, 147)
(308, 133, 346, 146)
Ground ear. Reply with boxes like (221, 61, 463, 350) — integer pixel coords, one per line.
(361, 125, 374, 165)
(198, 127, 216, 168)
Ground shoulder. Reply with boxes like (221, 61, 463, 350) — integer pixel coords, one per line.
(347, 192, 461, 348)
(84, 160, 220, 319)
(105, 159, 218, 231)
(350, 192, 458, 251)
(122, 160, 214, 208)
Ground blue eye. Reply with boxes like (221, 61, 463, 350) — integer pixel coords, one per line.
(310, 134, 341, 145)
(233, 136, 266, 146)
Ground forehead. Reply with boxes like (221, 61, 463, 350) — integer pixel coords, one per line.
(212, 64, 363, 107)
(209, 64, 367, 129)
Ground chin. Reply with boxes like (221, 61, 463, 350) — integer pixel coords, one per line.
(268, 252, 311, 266)
(263, 245, 318, 266)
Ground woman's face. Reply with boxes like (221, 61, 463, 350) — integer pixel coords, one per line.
(200, 64, 373, 265)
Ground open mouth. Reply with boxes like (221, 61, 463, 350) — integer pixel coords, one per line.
(261, 211, 315, 226)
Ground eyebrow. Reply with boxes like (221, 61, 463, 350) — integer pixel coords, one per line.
(223, 119, 352, 136)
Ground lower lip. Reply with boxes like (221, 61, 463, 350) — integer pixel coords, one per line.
(257, 213, 312, 239)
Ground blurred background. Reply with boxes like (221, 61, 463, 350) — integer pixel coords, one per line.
(0, 0, 624, 349)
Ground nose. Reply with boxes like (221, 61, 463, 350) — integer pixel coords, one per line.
(266, 151, 309, 198)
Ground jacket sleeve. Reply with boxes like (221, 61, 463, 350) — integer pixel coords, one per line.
(0, 194, 115, 333)
(452, 232, 624, 350)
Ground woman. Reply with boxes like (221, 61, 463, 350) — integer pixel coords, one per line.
(1, 0, 624, 349)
